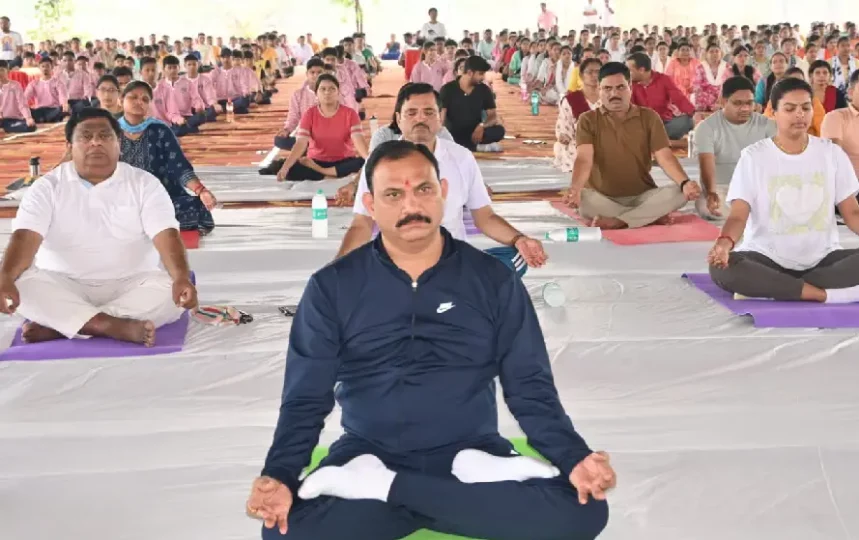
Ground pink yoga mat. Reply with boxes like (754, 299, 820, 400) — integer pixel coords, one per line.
(550, 202, 719, 245)
(0, 312, 190, 362)
(684, 273, 859, 328)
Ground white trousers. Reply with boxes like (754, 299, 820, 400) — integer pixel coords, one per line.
(15, 268, 185, 339)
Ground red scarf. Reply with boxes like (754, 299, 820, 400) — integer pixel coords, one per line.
(564, 90, 592, 118)
(823, 85, 837, 113)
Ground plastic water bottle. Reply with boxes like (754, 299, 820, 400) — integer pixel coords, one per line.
(29, 156, 40, 178)
(544, 227, 602, 242)
(530, 91, 540, 115)
(520, 81, 528, 101)
(369, 115, 379, 137)
(311, 189, 328, 238)
(226, 100, 235, 123)
(542, 282, 566, 307)
(687, 130, 695, 158)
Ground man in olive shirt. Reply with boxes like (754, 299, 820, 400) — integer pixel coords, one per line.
(564, 62, 701, 229)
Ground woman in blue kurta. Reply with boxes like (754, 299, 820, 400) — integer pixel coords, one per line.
(118, 81, 217, 234)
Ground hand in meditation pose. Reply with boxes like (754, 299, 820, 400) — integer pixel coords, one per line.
(246, 141, 614, 540)
(0, 108, 197, 346)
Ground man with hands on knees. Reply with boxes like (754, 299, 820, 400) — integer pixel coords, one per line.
(563, 61, 702, 229)
(0, 108, 197, 346)
(247, 140, 614, 540)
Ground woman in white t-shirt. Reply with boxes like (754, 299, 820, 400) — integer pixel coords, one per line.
(709, 78, 859, 303)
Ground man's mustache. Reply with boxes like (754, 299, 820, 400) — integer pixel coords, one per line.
(396, 214, 431, 227)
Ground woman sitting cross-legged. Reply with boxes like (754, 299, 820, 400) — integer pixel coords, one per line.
(119, 82, 217, 234)
(276, 74, 369, 181)
(709, 78, 859, 303)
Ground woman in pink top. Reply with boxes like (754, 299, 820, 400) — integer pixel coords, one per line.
(665, 42, 699, 99)
(276, 74, 369, 181)
(692, 43, 729, 112)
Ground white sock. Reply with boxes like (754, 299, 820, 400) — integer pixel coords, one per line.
(452, 449, 560, 484)
(825, 285, 859, 303)
(297, 454, 396, 502)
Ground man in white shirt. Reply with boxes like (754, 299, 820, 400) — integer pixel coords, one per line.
(600, 0, 615, 32)
(291, 36, 314, 66)
(0, 109, 197, 346)
(336, 83, 547, 267)
(582, 0, 600, 33)
(421, 8, 447, 40)
(0, 16, 23, 62)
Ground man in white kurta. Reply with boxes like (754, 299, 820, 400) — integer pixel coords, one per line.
(0, 109, 197, 346)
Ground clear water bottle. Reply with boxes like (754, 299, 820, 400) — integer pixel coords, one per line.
(530, 91, 540, 115)
(687, 130, 695, 158)
(311, 189, 328, 239)
(369, 115, 379, 137)
(520, 81, 528, 100)
(542, 282, 566, 307)
(226, 100, 235, 123)
(29, 156, 40, 178)
(544, 227, 602, 242)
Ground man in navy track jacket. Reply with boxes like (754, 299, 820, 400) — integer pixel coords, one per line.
(247, 140, 615, 540)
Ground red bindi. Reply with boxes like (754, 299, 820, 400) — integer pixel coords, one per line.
(404, 179, 412, 188)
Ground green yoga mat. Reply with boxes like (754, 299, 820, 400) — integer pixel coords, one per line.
(305, 438, 544, 540)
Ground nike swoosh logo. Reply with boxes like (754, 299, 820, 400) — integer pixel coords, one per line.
(436, 303, 455, 314)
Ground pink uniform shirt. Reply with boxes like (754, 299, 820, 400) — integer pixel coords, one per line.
(210, 67, 247, 101)
(0, 80, 32, 120)
(284, 83, 318, 133)
(24, 77, 68, 108)
(165, 77, 205, 116)
(410, 60, 449, 91)
(55, 69, 95, 100)
(188, 74, 217, 107)
(151, 80, 183, 124)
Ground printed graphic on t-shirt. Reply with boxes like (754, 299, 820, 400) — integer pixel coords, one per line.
(767, 173, 829, 234)
(1, 35, 14, 53)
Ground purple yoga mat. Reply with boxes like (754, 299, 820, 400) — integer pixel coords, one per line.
(0, 312, 190, 362)
(683, 273, 859, 328)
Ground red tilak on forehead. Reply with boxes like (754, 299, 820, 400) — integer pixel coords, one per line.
(404, 179, 412, 188)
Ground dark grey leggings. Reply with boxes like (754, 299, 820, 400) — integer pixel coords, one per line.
(710, 249, 859, 301)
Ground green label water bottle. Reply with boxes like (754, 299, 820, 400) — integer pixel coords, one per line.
(530, 91, 540, 115)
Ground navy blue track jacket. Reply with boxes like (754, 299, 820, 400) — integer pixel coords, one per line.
(261, 228, 592, 493)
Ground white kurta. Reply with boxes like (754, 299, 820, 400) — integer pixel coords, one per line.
(11, 162, 185, 338)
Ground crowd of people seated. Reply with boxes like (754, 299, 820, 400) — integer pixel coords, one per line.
(2, 7, 859, 540)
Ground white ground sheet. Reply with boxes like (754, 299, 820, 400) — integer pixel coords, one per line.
(1, 200, 857, 540)
(0, 158, 702, 207)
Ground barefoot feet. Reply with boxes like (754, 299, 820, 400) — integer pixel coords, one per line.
(653, 214, 675, 226)
(82, 315, 157, 346)
(590, 216, 627, 229)
(21, 322, 64, 343)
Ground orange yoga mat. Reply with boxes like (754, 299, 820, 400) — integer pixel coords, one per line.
(180, 230, 201, 249)
(550, 201, 719, 246)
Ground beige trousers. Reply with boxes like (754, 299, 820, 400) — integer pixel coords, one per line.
(579, 186, 688, 228)
(15, 268, 185, 339)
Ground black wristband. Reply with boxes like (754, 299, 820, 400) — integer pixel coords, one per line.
(680, 179, 691, 191)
